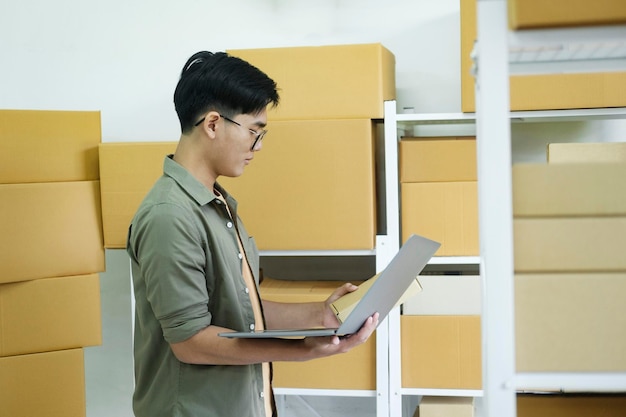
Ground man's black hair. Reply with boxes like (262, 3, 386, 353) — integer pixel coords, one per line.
(174, 51, 280, 133)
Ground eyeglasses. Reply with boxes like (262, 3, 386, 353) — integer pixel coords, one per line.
(195, 114, 267, 151)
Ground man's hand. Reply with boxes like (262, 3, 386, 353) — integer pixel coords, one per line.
(321, 282, 358, 328)
(303, 312, 379, 358)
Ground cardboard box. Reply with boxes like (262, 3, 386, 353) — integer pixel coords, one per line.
(0, 110, 101, 184)
(260, 278, 350, 303)
(259, 278, 376, 390)
(0, 274, 102, 357)
(517, 393, 626, 417)
(401, 315, 481, 389)
(400, 138, 477, 183)
(101, 119, 376, 251)
(220, 119, 377, 250)
(508, 0, 626, 29)
(513, 162, 626, 217)
(402, 275, 481, 316)
(548, 142, 626, 163)
(514, 217, 626, 272)
(227, 44, 395, 120)
(0, 181, 105, 284)
(460, 0, 626, 112)
(416, 396, 474, 417)
(331, 273, 422, 323)
(401, 182, 478, 256)
(98, 142, 177, 248)
(0, 349, 86, 417)
(272, 337, 376, 390)
(515, 273, 626, 372)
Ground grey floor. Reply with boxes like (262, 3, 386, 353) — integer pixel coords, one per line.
(84, 250, 384, 417)
(84, 250, 134, 417)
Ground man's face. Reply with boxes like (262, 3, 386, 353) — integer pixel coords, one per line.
(214, 109, 268, 178)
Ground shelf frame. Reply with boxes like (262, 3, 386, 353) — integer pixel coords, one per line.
(395, 108, 626, 125)
(401, 388, 483, 397)
(475, 2, 518, 417)
(388, 99, 488, 416)
(474, 2, 626, 417)
(274, 388, 377, 397)
(507, 24, 626, 75)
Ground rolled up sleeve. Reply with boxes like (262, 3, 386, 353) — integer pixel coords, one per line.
(134, 202, 212, 344)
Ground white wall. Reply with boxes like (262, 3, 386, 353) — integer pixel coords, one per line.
(1, 0, 462, 143)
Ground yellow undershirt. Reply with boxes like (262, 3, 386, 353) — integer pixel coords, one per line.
(216, 192, 273, 417)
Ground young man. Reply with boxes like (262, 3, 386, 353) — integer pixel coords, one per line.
(126, 51, 378, 417)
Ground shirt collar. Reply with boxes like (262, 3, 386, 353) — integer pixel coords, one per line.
(163, 155, 216, 206)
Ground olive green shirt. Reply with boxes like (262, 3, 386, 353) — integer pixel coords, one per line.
(127, 155, 270, 417)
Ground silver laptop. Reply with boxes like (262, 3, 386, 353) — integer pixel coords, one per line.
(219, 233, 440, 339)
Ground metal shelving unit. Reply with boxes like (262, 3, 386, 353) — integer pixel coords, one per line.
(473, 1, 626, 416)
(271, 12, 626, 413)
(384, 100, 483, 417)
(265, 100, 401, 417)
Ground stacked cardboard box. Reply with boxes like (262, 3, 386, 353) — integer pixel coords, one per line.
(399, 137, 481, 390)
(216, 44, 394, 251)
(0, 110, 104, 417)
(99, 44, 395, 251)
(460, 0, 626, 112)
(400, 137, 478, 256)
(513, 142, 626, 373)
(225, 45, 394, 389)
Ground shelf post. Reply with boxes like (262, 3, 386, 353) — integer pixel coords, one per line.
(475, 1, 517, 417)
(378, 100, 401, 417)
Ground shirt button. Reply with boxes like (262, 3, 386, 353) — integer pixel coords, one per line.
(226, 221, 233, 228)
(244, 288, 250, 294)
(249, 323, 255, 330)
(260, 392, 265, 398)
(238, 253, 243, 259)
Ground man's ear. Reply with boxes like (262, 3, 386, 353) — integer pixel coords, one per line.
(201, 111, 221, 138)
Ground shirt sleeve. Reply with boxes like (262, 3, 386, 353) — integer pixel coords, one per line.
(133, 202, 212, 344)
